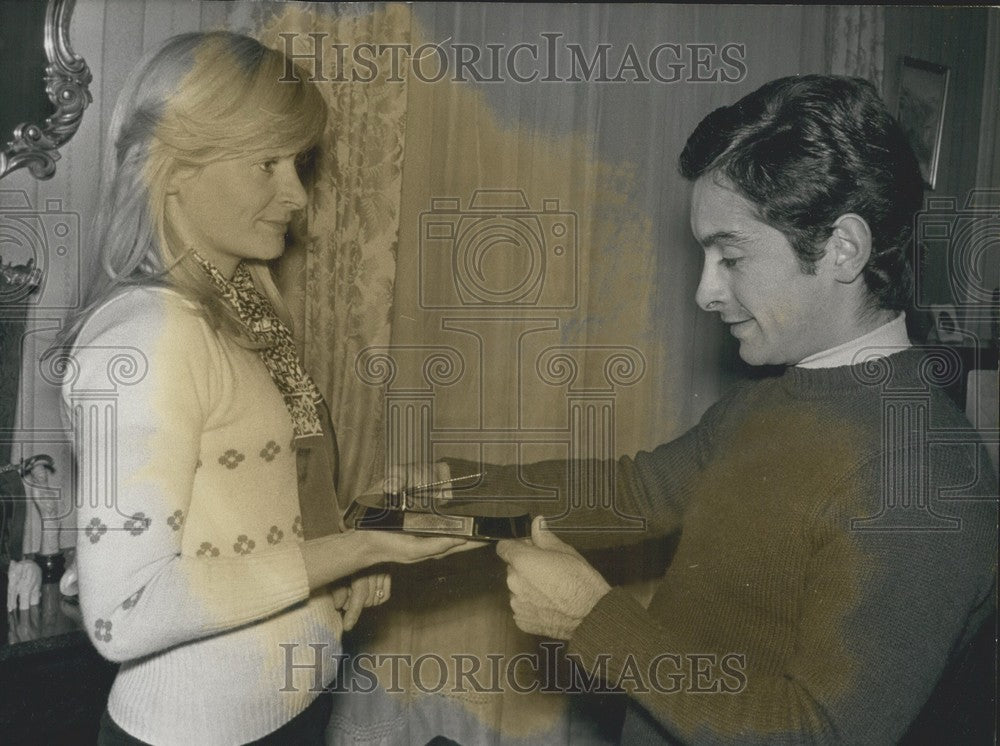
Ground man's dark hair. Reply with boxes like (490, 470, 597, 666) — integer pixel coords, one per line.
(679, 75, 924, 311)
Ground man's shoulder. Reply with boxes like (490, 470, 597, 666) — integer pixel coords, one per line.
(871, 346, 981, 425)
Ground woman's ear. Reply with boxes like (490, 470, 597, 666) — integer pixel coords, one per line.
(164, 169, 182, 196)
(825, 214, 872, 284)
(164, 163, 195, 196)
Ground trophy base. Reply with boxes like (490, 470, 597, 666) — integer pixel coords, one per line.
(345, 499, 531, 541)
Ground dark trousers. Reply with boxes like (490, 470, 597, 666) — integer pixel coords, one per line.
(97, 692, 333, 745)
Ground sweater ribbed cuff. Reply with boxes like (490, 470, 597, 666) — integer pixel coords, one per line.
(568, 586, 653, 681)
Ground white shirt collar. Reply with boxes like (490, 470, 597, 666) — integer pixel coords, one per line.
(796, 312, 911, 369)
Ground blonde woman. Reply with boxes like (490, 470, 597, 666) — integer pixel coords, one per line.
(55, 32, 473, 745)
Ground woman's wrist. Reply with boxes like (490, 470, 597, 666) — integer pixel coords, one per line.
(302, 530, 384, 590)
(333, 529, 385, 566)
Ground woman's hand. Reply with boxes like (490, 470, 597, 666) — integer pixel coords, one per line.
(303, 529, 486, 590)
(331, 572, 391, 632)
(360, 529, 486, 565)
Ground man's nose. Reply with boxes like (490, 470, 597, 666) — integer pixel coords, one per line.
(695, 260, 726, 311)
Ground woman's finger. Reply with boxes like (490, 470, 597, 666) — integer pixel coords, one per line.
(342, 585, 365, 631)
(357, 576, 376, 608)
(330, 586, 349, 609)
(370, 573, 390, 605)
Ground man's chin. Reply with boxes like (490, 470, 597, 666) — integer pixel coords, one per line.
(737, 343, 775, 367)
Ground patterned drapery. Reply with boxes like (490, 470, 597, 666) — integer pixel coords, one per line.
(255, 3, 411, 503)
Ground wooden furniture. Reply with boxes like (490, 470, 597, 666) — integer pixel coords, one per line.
(2, 255, 115, 744)
(1, 584, 117, 745)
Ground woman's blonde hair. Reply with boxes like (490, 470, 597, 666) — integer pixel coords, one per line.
(56, 31, 327, 350)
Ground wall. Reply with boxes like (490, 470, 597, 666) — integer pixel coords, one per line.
(884, 6, 993, 309)
(1, 0, 230, 551)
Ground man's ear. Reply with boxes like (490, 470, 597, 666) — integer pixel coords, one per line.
(824, 214, 872, 284)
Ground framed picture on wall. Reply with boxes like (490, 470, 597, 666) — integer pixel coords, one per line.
(896, 56, 950, 190)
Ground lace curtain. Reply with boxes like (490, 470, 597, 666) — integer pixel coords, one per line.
(825, 6, 885, 90)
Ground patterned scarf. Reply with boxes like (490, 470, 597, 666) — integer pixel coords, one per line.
(191, 251, 323, 440)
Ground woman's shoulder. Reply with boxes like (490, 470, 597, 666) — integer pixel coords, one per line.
(74, 285, 210, 348)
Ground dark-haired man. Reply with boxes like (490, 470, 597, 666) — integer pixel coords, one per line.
(483, 75, 997, 744)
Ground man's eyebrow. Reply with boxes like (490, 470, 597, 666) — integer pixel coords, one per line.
(697, 230, 752, 248)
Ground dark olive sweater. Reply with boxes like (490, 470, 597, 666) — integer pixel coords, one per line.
(450, 349, 997, 744)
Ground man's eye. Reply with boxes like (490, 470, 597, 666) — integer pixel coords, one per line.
(258, 159, 279, 173)
(720, 257, 742, 269)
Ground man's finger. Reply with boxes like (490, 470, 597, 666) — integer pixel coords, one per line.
(496, 536, 537, 564)
(506, 569, 523, 595)
(496, 538, 520, 563)
(382, 474, 403, 497)
(509, 589, 531, 611)
(501, 530, 547, 562)
(430, 461, 454, 503)
(530, 515, 569, 552)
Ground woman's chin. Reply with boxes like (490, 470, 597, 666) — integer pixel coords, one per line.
(246, 241, 287, 262)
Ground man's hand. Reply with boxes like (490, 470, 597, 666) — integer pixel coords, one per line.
(332, 572, 391, 632)
(380, 461, 454, 509)
(496, 516, 611, 640)
(7, 559, 42, 612)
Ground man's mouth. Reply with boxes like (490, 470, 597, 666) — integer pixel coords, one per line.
(724, 318, 755, 335)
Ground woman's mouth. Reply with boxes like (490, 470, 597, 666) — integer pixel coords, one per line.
(260, 220, 288, 234)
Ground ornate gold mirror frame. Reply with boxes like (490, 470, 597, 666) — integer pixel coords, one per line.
(0, 0, 93, 181)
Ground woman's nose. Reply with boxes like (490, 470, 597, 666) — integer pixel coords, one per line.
(279, 161, 308, 210)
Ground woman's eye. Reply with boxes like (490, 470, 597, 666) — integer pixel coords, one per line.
(295, 151, 316, 179)
(258, 159, 279, 173)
